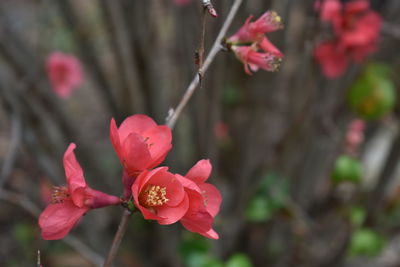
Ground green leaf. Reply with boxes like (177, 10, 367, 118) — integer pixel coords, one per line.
(348, 228, 386, 257)
(332, 155, 362, 183)
(348, 63, 396, 120)
(226, 253, 253, 267)
(186, 253, 224, 267)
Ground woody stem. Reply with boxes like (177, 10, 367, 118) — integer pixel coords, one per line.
(102, 209, 132, 267)
(166, 0, 243, 129)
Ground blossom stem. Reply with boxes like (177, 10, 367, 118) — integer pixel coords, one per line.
(166, 0, 243, 129)
(103, 209, 132, 267)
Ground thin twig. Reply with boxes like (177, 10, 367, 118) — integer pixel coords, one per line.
(102, 209, 132, 267)
(0, 188, 104, 266)
(0, 114, 22, 187)
(166, 0, 243, 129)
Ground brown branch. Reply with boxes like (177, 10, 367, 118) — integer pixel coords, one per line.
(102, 209, 132, 267)
(99, 0, 145, 115)
(166, 0, 243, 129)
(53, 0, 119, 118)
(0, 114, 22, 187)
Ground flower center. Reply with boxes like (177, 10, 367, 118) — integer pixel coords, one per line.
(140, 185, 169, 207)
(51, 186, 69, 203)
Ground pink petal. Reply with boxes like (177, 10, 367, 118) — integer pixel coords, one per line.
(110, 118, 122, 161)
(39, 200, 88, 240)
(156, 193, 189, 225)
(319, 0, 341, 23)
(181, 211, 214, 237)
(199, 183, 222, 217)
(185, 159, 212, 184)
(259, 37, 283, 57)
(63, 143, 86, 194)
(142, 125, 172, 166)
(176, 174, 202, 193)
(344, 0, 369, 15)
(118, 114, 157, 142)
(202, 228, 219, 239)
(122, 133, 152, 173)
(314, 42, 348, 79)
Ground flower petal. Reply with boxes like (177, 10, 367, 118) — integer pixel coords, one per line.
(118, 114, 157, 141)
(199, 183, 222, 217)
(181, 211, 214, 237)
(39, 200, 88, 240)
(110, 118, 123, 161)
(157, 193, 189, 225)
(63, 143, 86, 194)
(185, 159, 212, 184)
(142, 125, 172, 167)
(122, 133, 152, 173)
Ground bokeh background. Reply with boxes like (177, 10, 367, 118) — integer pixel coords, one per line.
(1, 0, 400, 266)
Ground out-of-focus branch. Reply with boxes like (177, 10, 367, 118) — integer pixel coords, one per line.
(99, 0, 145, 115)
(166, 0, 243, 129)
(0, 114, 22, 187)
(54, 0, 119, 118)
(381, 22, 400, 40)
(0, 188, 104, 267)
(366, 130, 400, 225)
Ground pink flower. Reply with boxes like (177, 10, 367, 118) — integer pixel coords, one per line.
(227, 10, 284, 74)
(110, 114, 172, 196)
(345, 119, 365, 154)
(132, 167, 189, 225)
(38, 143, 121, 240)
(232, 45, 282, 75)
(314, 41, 348, 78)
(178, 160, 222, 239)
(46, 52, 83, 99)
(228, 11, 283, 43)
(214, 122, 229, 140)
(314, 0, 382, 78)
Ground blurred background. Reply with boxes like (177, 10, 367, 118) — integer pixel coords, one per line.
(1, 0, 400, 266)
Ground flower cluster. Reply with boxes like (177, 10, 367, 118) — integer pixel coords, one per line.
(111, 115, 221, 239)
(227, 11, 284, 75)
(39, 115, 222, 240)
(314, 0, 382, 78)
(46, 52, 83, 99)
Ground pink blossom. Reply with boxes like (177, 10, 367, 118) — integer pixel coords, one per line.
(38, 143, 120, 240)
(178, 160, 222, 239)
(132, 167, 189, 225)
(110, 114, 172, 196)
(227, 10, 284, 74)
(314, 0, 382, 78)
(232, 45, 282, 75)
(345, 119, 365, 154)
(46, 52, 83, 99)
(228, 11, 283, 44)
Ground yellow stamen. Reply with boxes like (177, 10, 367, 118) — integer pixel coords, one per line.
(140, 185, 169, 207)
(51, 186, 69, 204)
